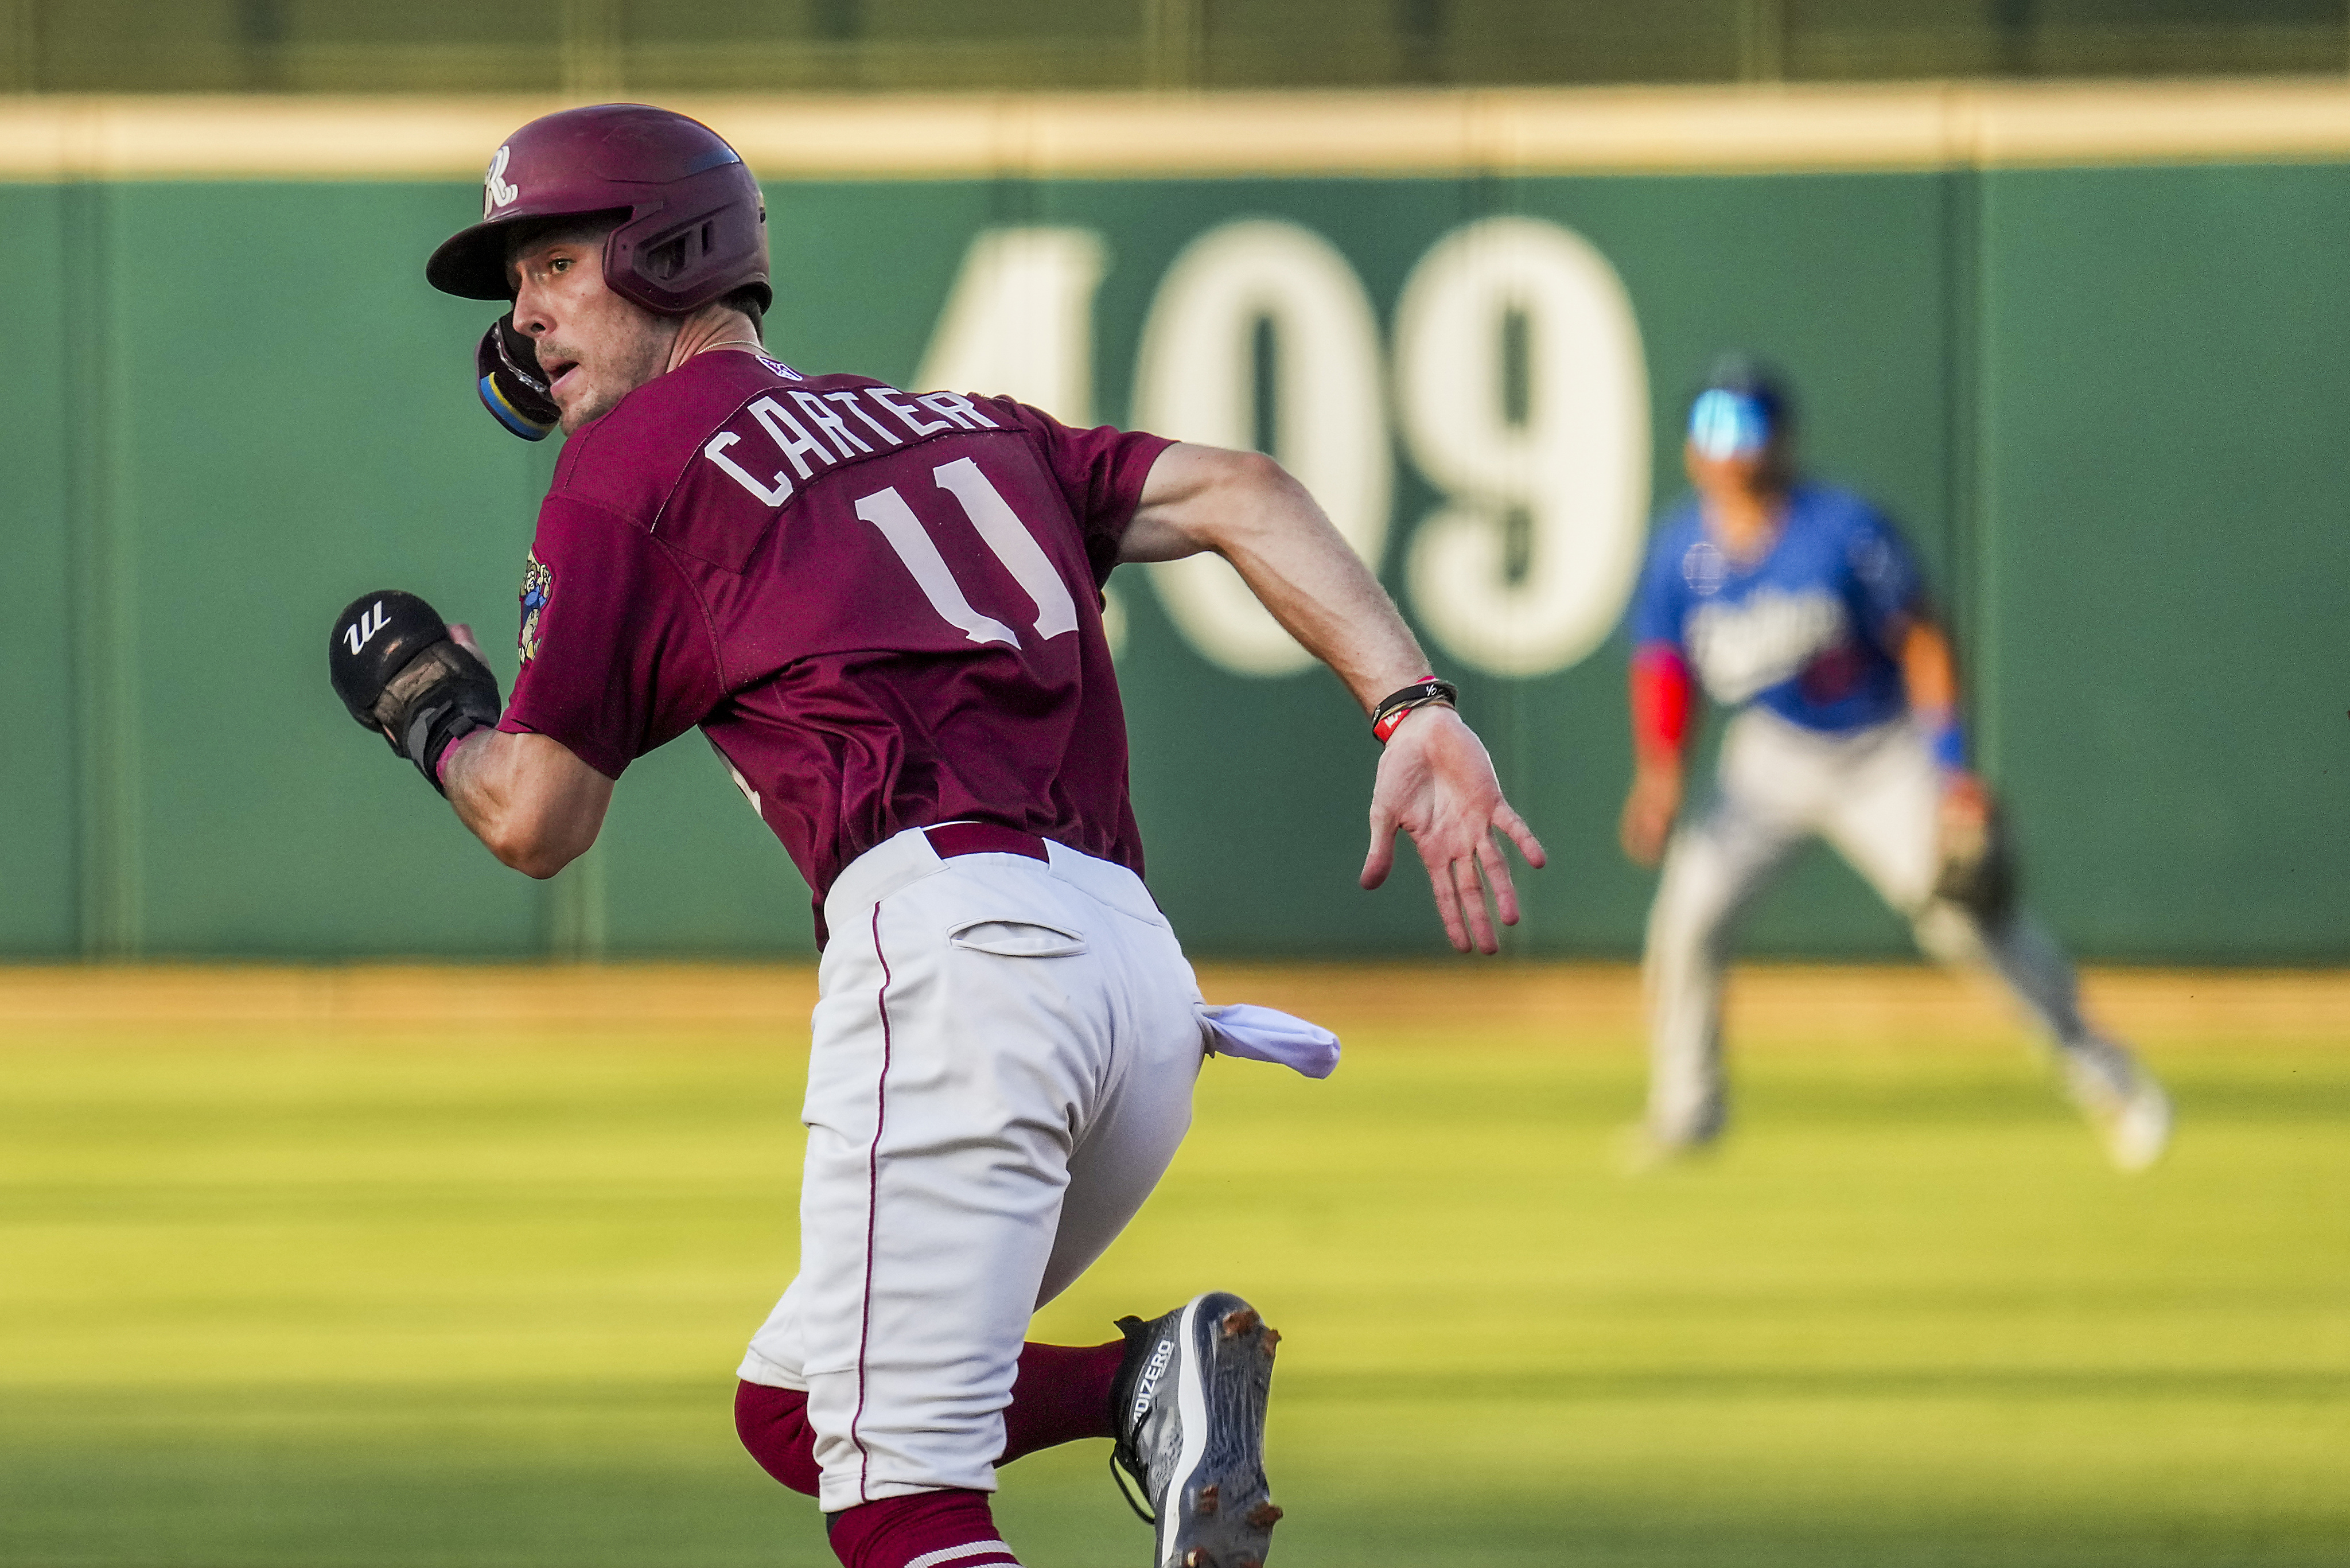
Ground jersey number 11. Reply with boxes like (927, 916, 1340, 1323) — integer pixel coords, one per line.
(854, 457, 1080, 650)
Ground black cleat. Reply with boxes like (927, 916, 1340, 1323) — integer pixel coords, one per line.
(1109, 1292, 1282, 1568)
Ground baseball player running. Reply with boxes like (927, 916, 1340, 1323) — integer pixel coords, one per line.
(325, 106, 1543, 1568)
(1618, 359, 2169, 1172)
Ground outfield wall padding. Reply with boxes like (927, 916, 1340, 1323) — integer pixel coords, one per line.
(3, 92, 2345, 962)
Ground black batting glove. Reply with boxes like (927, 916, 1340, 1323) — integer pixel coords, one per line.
(328, 590, 502, 796)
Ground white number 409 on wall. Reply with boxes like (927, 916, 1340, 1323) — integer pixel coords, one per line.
(918, 215, 1652, 680)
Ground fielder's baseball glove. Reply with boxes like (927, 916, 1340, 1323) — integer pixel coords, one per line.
(1933, 793, 2016, 928)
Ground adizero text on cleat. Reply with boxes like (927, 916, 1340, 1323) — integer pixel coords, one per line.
(1110, 1291, 1281, 1568)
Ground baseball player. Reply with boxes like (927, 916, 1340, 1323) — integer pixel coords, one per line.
(1618, 359, 2170, 1172)
(324, 106, 1543, 1568)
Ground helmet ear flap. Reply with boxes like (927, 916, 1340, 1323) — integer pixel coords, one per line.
(474, 312, 559, 440)
(606, 180, 769, 313)
(635, 221, 706, 285)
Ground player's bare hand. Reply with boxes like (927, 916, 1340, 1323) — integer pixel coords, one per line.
(446, 621, 488, 661)
(1939, 767, 1989, 819)
(1619, 760, 1685, 867)
(1360, 705, 1546, 955)
(1936, 768, 1992, 849)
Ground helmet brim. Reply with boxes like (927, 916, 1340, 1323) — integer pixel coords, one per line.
(426, 218, 523, 301)
(426, 207, 633, 301)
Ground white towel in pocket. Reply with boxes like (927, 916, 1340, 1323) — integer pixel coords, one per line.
(1197, 1002, 1341, 1079)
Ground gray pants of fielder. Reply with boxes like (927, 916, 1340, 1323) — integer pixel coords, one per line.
(1643, 707, 2122, 1143)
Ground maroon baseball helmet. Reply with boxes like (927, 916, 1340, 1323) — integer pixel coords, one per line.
(426, 103, 771, 316)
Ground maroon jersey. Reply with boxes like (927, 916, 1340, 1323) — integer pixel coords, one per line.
(497, 349, 1169, 932)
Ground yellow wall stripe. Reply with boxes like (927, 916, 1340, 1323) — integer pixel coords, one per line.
(6, 78, 2350, 180)
(1, 962, 2343, 1042)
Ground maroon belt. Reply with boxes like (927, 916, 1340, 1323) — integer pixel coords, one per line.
(924, 822, 1049, 862)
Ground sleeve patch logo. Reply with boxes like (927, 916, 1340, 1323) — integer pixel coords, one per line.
(1682, 539, 1728, 597)
(518, 550, 552, 663)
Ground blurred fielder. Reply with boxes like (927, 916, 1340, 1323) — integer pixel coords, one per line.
(325, 105, 1542, 1568)
(1618, 358, 2170, 1172)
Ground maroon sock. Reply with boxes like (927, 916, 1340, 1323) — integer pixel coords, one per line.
(736, 1381, 823, 1496)
(737, 1339, 1125, 1498)
(828, 1489, 1019, 1568)
(999, 1339, 1125, 1465)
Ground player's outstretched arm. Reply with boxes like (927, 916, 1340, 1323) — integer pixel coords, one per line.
(1122, 443, 1546, 954)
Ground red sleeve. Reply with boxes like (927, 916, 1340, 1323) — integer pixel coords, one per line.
(496, 495, 725, 779)
(977, 398, 1175, 587)
(1629, 644, 1696, 758)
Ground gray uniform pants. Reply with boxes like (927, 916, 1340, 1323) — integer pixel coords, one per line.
(1644, 707, 2107, 1141)
(736, 827, 1204, 1512)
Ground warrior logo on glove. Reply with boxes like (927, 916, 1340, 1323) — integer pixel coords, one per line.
(327, 589, 503, 796)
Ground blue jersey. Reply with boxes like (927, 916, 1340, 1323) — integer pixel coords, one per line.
(1630, 483, 1923, 734)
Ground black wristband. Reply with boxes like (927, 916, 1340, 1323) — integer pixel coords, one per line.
(399, 689, 496, 796)
(380, 641, 501, 795)
(1371, 678, 1460, 743)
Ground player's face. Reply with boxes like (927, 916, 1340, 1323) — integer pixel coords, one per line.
(1684, 439, 1784, 500)
(508, 235, 675, 434)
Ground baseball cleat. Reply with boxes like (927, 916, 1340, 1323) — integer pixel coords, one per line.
(2061, 1037, 2172, 1173)
(1627, 1065, 1728, 1169)
(1617, 1123, 1719, 1173)
(1110, 1291, 1281, 1568)
(1620, 1091, 1727, 1173)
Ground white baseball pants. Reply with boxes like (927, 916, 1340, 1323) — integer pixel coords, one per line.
(736, 826, 1205, 1513)
(1644, 707, 2104, 1139)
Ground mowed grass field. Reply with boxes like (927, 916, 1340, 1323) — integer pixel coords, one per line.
(2, 963, 2345, 1568)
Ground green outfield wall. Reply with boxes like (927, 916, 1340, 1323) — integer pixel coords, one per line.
(3, 101, 2347, 962)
